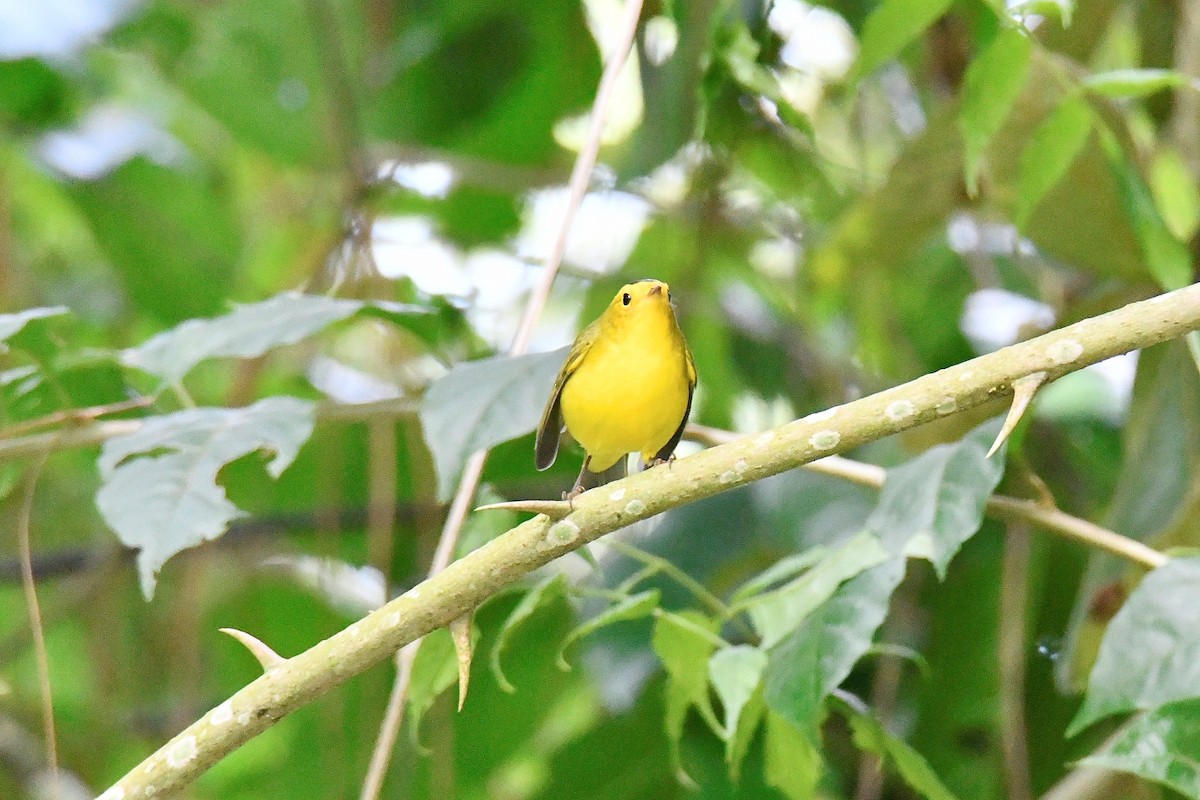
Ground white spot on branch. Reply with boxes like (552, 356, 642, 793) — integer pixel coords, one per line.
(884, 400, 916, 422)
(1047, 338, 1083, 364)
(809, 430, 841, 450)
(210, 700, 233, 726)
(166, 735, 197, 768)
(547, 519, 581, 545)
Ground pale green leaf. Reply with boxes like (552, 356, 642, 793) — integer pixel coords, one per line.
(1084, 69, 1193, 98)
(490, 574, 567, 693)
(0, 306, 68, 346)
(840, 701, 961, 800)
(653, 611, 722, 774)
(961, 28, 1033, 195)
(421, 348, 567, 500)
(1016, 97, 1094, 229)
(1008, 0, 1073, 26)
(557, 589, 660, 670)
(853, 0, 955, 81)
(123, 292, 428, 383)
(407, 629, 459, 748)
(745, 532, 890, 647)
(765, 710, 822, 800)
(1070, 557, 1200, 735)
(764, 558, 906, 729)
(1150, 148, 1200, 241)
(96, 396, 315, 598)
(1080, 698, 1200, 798)
(708, 645, 767, 741)
(730, 546, 831, 604)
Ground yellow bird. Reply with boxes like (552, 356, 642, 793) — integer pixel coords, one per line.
(536, 279, 696, 496)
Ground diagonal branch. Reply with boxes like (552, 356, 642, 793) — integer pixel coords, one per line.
(99, 282, 1200, 799)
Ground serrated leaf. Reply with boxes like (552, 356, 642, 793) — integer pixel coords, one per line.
(745, 532, 890, 648)
(96, 396, 315, 598)
(1016, 97, 1095, 229)
(124, 292, 429, 383)
(709, 645, 767, 743)
(853, 0, 955, 81)
(653, 611, 721, 774)
(490, 574, 567, 693)
(557, 589, 660, 670)
(868, 417, 1005, 577)
(1084, 69, 1192, 98)
(408, 629, 459, 748)
(765, 710, 822, 800)
(1079, 698, 1200, 798)
(960, 28, 1033, 195)
(764, 557, 906, 729)
(421, 348, 567, 501)
(0, 306, 68, 346)
(839, 701, 961, 800)
(730, 546, 831, 604)
(1069, 557, 1200, 735)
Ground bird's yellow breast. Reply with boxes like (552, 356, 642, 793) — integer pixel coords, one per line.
(559, 306, 691, 472)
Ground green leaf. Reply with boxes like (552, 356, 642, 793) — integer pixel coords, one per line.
(1016, 97, 1095, 229)
(853, 0, 955, 81)
(1084, 69, 1193, 98)
(421, 348, 567, 501)
(1069, 557, 1200, 735)
(1150, 148, 1200, 241)
(960, 28, 1033, 195)
(764, 710, 822, 800)
(557, 590, 661, 670)
(123, 292, 430, 383)
(868, 418, 1006, 576)
(407, 629, 460, 748)
(1007, 0, 1073, 26)
(764, 557, 906, 729)
(1079, 698, 1200, 798)
(730, 547, 831, 604)
(744, 532, 890, 648)
(0, 306, 68, 347)
(708, 645, 767, 743)
(1104, 134, 1194, 291)
(95, 396, 315, 598)
(653, 611, 721, 773)
(838, 700, 961, 800)
(490, 574, 567, 693)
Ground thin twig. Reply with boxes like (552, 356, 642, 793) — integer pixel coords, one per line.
(690, 428, 1167, 570)
(998, 523, 1033, 800)
(18, 447, 58, 799)
(605, 539, 731, 618)
(0, 397, 153, 440)
(359, 1, 648, 795)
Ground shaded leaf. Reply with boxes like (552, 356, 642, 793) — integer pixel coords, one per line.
(408, 629, 459, 748)
(557, 590, 661, 670)
(1084, 69, 1193, 98)
(838, 700, 961, 800)
(1080, 698, 1200, 798)
(764, 710, 822, 800)
(124, 292, 430, 383)
(745, 532, 890, 648)
(730, 546, 831, 605)
(421, 348, 567, 500)
(764, 557, 906, 729)
(490, 573, 567, 693)
(708, 645, 767, 742)
(96, 396, 315, 598)
(0, 306, 68, 346)
(961, 28, 1033, 195)
(653, 610, 721, 774)
(1008, 0, 1073, 26)
(868, 417, 1005, 576)
(1070, 557, 1200, 735)
(853, 0, 955, 81)
(1016, 96, 1095, 229)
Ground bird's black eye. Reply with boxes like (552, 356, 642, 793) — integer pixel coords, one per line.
(622, 292, 631, 306)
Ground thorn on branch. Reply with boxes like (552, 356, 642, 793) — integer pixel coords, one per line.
(220, 628, 286, 672)
(987, 371, 1047, 459)
(475, 500, 571, 519)
(450, 614, 474, 712)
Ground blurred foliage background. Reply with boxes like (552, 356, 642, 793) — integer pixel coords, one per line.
(0, 0, 1199, 798)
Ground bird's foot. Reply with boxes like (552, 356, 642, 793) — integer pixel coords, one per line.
(561, 484, 585, 509)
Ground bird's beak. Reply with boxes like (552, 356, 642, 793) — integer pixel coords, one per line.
(648, 284, 663, 296)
